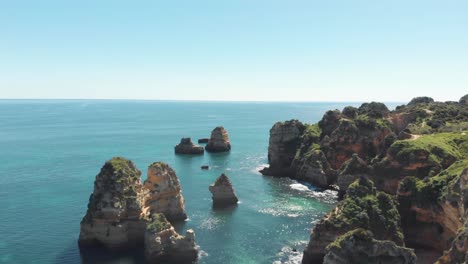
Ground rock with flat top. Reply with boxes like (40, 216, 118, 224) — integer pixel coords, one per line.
(175, 138, 204, 155)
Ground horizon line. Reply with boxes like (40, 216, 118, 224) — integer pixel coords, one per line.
(0, 98, 409, 104)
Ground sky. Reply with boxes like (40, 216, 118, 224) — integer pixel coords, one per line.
(0, 0, 467, 102)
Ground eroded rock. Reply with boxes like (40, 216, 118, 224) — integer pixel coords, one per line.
(205, 127, 231, 152)
(175, 138, 204, 155)
(209, 174, 238, 207)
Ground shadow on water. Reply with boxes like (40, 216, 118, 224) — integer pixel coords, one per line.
(211, 203, 238, 215)
(56, 242, 146, 264)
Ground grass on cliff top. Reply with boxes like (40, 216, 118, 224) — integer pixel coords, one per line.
(146, 213, 172, 233)
(326, 228, 374, 250)
(294, 123, 322, 159)
(388, 132, 467, 168)
(399, 159, 468, 204)
(103, 157, 141, 183)
(325, 178, 404, 244)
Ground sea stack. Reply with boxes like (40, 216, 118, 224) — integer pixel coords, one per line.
(205, 127, 231, 152)
(79, 158, 198, 262)
(209, 174, 238, 207)
(78, 157, 146, 250)
(198, 138, 209, 144)
(143, 162, 187, 222)
(144, 213, 198, 263)
(174, 138, 204, 155)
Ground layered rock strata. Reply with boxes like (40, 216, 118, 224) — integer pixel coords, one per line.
(209, 174, 238, 207)
(143, 162, 187, 221)
(144, 213, 197, 263)
(205, 127, 231, 152)
(175, 138, 204, 155)
(323, 229, 417, 264)
(78, 157, 197, 262)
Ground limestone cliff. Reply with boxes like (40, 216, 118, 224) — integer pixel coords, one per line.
(78, 157, 146, 250)
(302, 178, 404, 263)
(144, 213, 198, 263)
(78, 157, 197, 262)
(205, 126, 231, 152)
(323, 229, 416, 264)
(260, 120, 306, 177)
(143, 162, 187, 222)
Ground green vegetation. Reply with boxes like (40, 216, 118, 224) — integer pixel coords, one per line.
(294, 123, 322, 160)
(387, 132, 467, 176)
(399, 159, 468, 204)
(146, 213, 171, 233)
(324, 178, 404, 244)
(326, 228, 373, 250)
(106, 157, 141, 183)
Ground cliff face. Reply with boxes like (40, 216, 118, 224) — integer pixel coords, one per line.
(323, 229, 416, 264)
(143, 162, 187, 222)
(144, 213, 197, 263)
(302, 178, 405, 263)
(79, 157, 197, 262)
(261, 120, 305, 177)
(258, 96, 468, 263)
(78, 157, 146, 249)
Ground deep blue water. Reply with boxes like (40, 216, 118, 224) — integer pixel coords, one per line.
(0, 100, 399, 264)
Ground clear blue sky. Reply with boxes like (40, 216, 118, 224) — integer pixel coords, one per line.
(1, 0, 467, 101)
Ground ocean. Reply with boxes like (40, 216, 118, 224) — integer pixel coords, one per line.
(0, 100, 399, 264)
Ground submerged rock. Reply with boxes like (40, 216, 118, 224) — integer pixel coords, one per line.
(323, 229, 416, 264)
(209, 174, 238, 207)
(143, 162, 187, 222)
(205, 127, 231, 152)
(175, 138, 204, 155)
(144, 213, 197, 263)
(201, 165, 209, 170)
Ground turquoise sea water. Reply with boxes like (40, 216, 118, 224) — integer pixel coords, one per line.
(0, 100, 399, 264)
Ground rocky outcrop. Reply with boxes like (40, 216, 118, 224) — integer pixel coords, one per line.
(198, 138, 209, 143)
(323, 229, 416, 264)
(143, 162, 187, 222)
(261, 120, 306, 177)
(336, 154, 370, 195)
(175, 138, 204, 155)
(460, 94, 468, 105)
(209, 174, 238, 207)
(79, 157, 197, 262)
(144, 213, 197, 263)
(205, 126, 231, 152)
(78, 157, 146, 250)
(408, 96, 435, 106)
(302, 178, 404, 263)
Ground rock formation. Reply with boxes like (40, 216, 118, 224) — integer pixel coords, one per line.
(259, 95, 468, 263)
(143, 162, 187, 222)
(198, 138, 209, 143)
(260, 120, 305, 177)
(323, 229, 417, 264)
(79, 157, 197, 262)
(460, 94, 468, 105)
(302, 178, 405, 263)
(209, 174, 238, 207)
(144, 213, 198, 263)
(78, 157, 146, 250)
(175, 138, 204, 155)
(205, 126, 231, 152)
